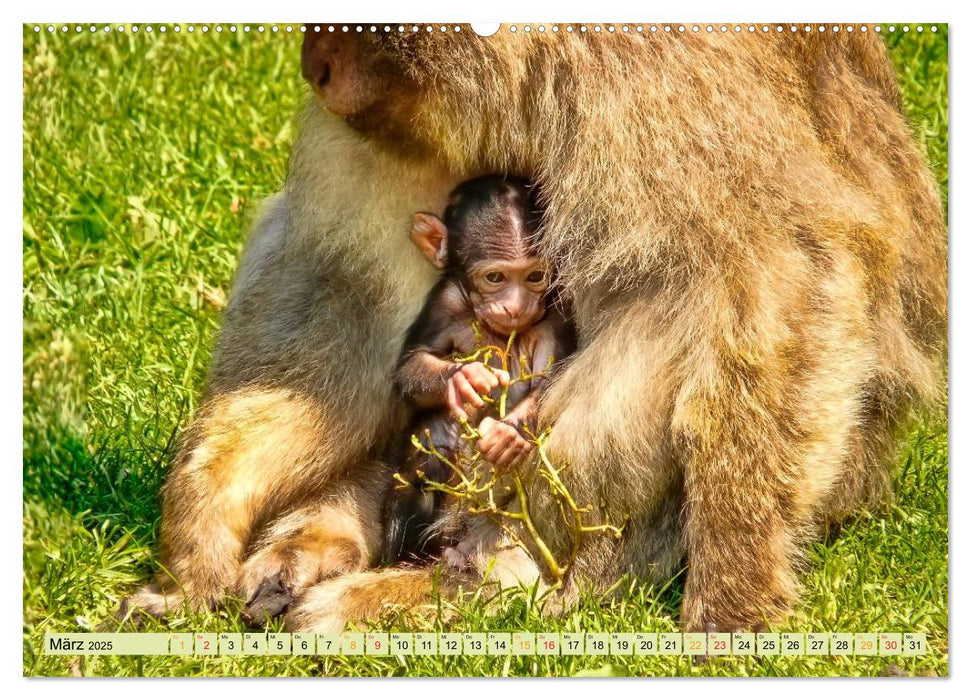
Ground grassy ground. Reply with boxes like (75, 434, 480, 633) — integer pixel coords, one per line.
(22, 25, 948, 677)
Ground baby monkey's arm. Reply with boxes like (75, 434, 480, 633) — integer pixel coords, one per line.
(478, 307, 577, 466)
(394, 279, 508, 418)
(508, 305, 577, 431)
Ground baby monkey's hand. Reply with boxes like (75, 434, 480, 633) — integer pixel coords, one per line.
(445, 362, 510, 421)
(476, 417, 531, 467)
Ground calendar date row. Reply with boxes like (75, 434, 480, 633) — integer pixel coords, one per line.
(44, 631, 928, 657)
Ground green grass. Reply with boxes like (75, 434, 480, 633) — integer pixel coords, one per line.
(22, 24, 948, 677)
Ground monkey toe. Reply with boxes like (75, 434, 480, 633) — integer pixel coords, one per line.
(242, 574, 294, 625)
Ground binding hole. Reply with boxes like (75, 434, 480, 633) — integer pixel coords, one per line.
(471, 23, 500, 37)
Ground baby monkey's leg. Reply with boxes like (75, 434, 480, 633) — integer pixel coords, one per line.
(382, 447, 455, 563)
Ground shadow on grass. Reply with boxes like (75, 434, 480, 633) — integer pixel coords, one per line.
(23, 423, 176, 540)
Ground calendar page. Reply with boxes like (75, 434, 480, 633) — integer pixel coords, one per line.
(22, 13, 949, 680)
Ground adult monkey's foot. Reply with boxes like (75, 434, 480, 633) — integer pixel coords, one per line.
(242, 574, 294, 625)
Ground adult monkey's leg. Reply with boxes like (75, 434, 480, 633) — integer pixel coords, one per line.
(238, 460, 392, 622)
(153, 388, 371, 611)
(674, 380, 807, 632)
(670, 246, 877, 632)
(125, 387, 363, 615)
(127, 187, 433, 615)
(283, 546, 519, 633)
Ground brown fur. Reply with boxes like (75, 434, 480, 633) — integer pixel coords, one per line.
(129, 27, 945, 633)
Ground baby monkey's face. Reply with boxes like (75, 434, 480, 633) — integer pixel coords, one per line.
(467, 256, 549, 337)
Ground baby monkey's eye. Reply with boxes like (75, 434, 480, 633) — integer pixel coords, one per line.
(526, 270, 546, 284)
(485, 271, 505, 284)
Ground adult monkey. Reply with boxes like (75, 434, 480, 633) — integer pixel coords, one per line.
(129, 27, 946, 633)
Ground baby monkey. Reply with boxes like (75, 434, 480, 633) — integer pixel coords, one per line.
(383, 175, 576, 565)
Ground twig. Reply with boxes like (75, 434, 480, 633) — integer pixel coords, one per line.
(410, 329, 628, 586)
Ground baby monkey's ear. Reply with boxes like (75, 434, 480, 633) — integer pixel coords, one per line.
(411, 213, 448, 269)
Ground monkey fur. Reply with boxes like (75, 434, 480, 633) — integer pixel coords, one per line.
(127, 28, 946, 634)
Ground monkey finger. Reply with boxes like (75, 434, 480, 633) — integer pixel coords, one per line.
(488, 431, 519, 461)
(517, 440, 533, 460)
(465, 365, 499, 393)
(476, 442, 494, 462)
(508, 436, 532, 462)
(476, 364, 509, 392)
(486, 367, 510, 387)
(478, 429, 502, 449)
(477, 439, 504, 464)
(514, 439, 533, 460)
(445, 384, 469, 422)
(475, 433, 497, 454)
(494, 442, 525, 468)
(452, 373, 486, 408)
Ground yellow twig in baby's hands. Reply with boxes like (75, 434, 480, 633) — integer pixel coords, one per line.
(414, 334, 628, 587)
